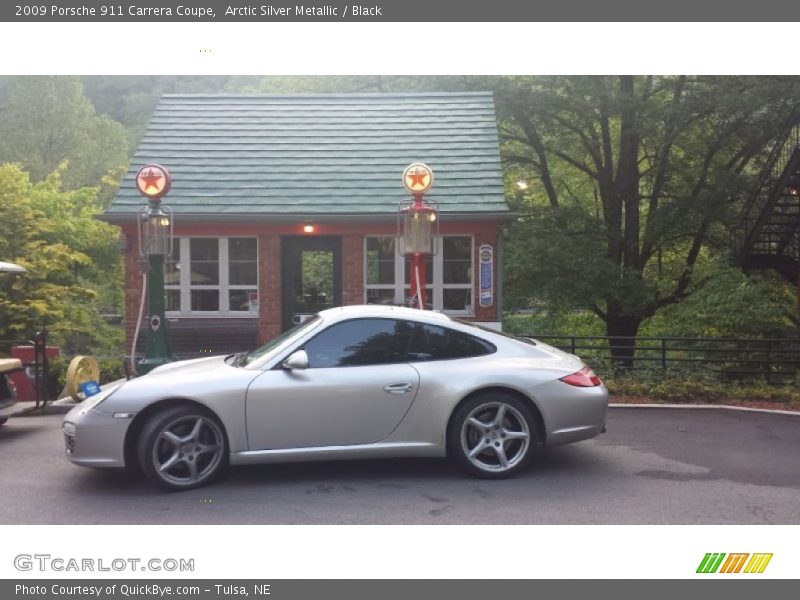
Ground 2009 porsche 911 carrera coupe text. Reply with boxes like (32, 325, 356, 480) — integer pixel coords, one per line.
(63, 305, 608, 491)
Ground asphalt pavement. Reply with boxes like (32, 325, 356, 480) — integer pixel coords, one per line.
(0, 406, 798, 524)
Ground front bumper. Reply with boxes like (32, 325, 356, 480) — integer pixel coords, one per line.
(62, 403, 133, 469)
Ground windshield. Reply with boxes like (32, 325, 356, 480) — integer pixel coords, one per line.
(239, 316, 322, 367)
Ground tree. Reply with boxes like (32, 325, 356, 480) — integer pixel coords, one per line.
(0, 76, 128, 189)
(0, 163, 123, 355)
(495, 76, 800, 363)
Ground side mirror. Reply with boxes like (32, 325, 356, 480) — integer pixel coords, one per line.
(282, 350, 309, 370)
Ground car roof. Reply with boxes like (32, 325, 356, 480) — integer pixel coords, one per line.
(319, 305, 454, 324)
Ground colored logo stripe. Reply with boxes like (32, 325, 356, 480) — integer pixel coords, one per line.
(697, 553, 772, 574)
(697, 553, 726, 573)
(744, 553, 773, 574)
(720, 553, 749, 573)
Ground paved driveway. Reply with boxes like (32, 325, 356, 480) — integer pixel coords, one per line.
(0, 406, 798, 524)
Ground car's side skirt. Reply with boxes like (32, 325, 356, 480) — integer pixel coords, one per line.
(230, 442, 444, 465)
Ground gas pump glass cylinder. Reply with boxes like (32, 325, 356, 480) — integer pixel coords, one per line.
(403, 209, 434, 254)
(142, 208, 171, 256)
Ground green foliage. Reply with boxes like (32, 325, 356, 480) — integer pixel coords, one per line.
(240, 75, 470, 94)
(606, 372, 800, 404)
(0, 163, 124, 356)
(494, 75, 800, 343)
(643, 263, 796, 338)
(503, 204, 651, 316)
(82, 75, 237, 151)
(301, 250, 334, 302)
(503, 309, 605, 338)
(0, 76, 128, 189)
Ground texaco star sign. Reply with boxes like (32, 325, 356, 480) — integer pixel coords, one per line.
(135, 164, 172, 200)
(403, 162, 434, 195)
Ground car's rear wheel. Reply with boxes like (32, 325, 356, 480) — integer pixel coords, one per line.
(137, 405, 227, 491)
(448, 392, 537, 479)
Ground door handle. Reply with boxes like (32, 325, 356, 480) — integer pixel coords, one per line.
(383, 382, 414, 395)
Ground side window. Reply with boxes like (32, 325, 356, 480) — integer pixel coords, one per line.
(407, 323, 495, 362)
(304, 319, 413, 368)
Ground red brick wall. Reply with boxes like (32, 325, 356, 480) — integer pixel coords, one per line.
(341, 234, 364, 306)
(258, 234, 282, 343)
(123, 233, 145, 355)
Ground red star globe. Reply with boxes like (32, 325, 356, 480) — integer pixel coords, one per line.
(135, 164, 172, 199)
(403, 162, 434, 194)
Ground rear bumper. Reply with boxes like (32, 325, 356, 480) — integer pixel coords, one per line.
(535, 381, 609, 446)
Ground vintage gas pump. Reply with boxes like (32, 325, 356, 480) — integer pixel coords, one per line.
(134, 164, 175, 374)
(399, 163, 439, 309)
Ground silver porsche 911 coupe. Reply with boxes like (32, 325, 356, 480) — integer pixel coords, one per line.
(63, 305, 608, 491)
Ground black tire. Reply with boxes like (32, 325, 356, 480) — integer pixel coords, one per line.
(137, 404, 228, 492)
(0, 416, 7, 426)
(447, 391, 538, 479)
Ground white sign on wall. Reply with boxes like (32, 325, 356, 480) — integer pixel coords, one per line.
(479, 243, 493, 308)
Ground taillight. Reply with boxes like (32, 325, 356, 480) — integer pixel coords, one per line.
(560, 366, 602, 387)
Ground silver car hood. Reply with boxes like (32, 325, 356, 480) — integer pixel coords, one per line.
(146, 355, 229, 376)
(90, 355, 254, 415)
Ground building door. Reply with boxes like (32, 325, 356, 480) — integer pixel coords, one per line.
(282, 236, 342, 331)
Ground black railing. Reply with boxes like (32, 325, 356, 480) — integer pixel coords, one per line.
(0, 329, 52, 407)
(530, 335, 800, 383)
(735, 105, 800, 259)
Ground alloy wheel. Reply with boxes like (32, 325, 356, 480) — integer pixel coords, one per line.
(460, 401, 530, 474)
(151, 415, 224, 487)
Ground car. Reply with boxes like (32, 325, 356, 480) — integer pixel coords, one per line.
(63, 305, 608, 491)
(0, 261, 26, 426)
(0, 358, 22, 426)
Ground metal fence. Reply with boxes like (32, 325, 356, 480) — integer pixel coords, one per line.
(530, 335, 800, 383)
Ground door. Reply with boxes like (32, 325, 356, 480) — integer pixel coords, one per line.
(246, 318, 420, 450)
(282, 236, 341, 331)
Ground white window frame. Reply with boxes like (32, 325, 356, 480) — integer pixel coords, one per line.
(165, 236, 259, 318)
(363, 234, 474, 316)
(439, 235, 475, 316)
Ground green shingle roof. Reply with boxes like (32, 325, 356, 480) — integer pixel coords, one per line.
(106, 93, 509, 220)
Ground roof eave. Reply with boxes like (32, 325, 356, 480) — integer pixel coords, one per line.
(99, 211, 517, 225)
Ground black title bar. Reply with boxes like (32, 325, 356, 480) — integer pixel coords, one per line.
(2, 0, 799, 22)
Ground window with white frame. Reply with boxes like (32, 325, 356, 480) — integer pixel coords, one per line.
(164, 237, 258, 316)
(364, 235, 474, 315)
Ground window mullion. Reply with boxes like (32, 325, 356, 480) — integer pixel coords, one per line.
(394, 237, 404, 305)
(219, 238, 229, 314)
(179, 237, 190, 315)
(433, 235, 443, 311)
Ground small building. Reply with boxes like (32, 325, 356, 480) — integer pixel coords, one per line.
(105, 92, 511, 357)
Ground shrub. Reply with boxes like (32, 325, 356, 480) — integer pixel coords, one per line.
(605, 372, 800, 404)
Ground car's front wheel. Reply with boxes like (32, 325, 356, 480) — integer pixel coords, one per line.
(137, 405, 228, 491)
(448, 392, 538, 479)
(0, 416, 8, 426)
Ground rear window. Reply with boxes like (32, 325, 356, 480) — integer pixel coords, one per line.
(407, 323, 495, 362)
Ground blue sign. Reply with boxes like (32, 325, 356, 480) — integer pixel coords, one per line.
(479, 244, 493, 308)
(80, 380, 101, 398)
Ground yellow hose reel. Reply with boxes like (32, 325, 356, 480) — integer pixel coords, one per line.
(65, 355, 100, 401)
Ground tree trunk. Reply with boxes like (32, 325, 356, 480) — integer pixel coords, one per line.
(605, 311, 642, 369)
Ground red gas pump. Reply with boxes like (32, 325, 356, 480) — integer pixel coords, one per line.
(399, 163, 439, 309)
(9, 331, 60, 403)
